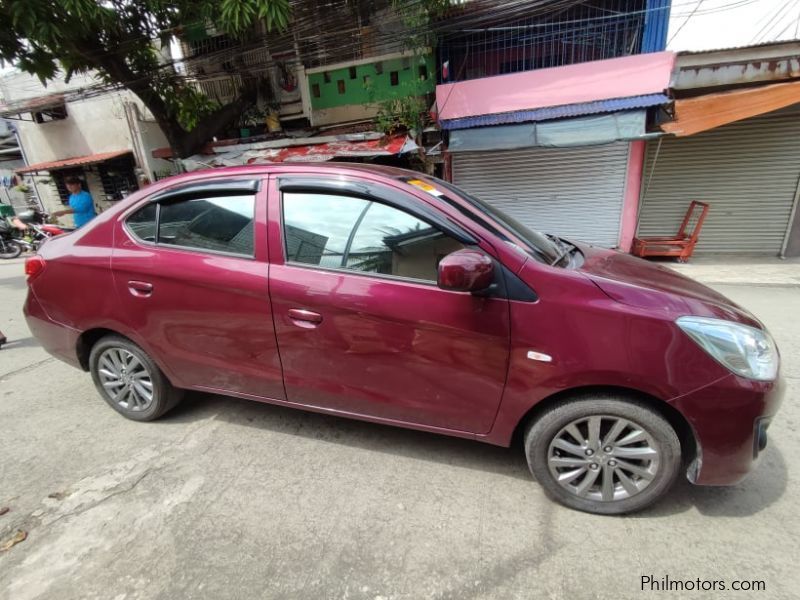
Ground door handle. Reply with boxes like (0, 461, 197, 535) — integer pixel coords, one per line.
(288, 308, 323, 328)
(127, 280, 153, 297)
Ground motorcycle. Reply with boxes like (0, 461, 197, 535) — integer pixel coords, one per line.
(0, 219, 23, 259)
(6, 209, 71, 252)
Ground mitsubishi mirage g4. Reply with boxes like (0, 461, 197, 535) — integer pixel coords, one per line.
(24, 164, 783, 514)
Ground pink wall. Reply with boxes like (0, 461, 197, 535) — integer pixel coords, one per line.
(436, 52, 676, 121)
(620, 140, 646, 252)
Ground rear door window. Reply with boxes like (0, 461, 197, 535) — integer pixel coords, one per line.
(126, 203, 157, 242)
(126, 194, 256, 257)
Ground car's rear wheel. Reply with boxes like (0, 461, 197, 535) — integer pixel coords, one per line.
(89, 335, 182, 421)
(525, 395, 681, 515)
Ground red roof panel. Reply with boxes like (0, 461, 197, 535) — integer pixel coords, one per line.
(16, 149, 132, 174)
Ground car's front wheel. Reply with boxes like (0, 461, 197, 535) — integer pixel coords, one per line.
(525, 395, 681, 515)
(89, 335, 182, 421)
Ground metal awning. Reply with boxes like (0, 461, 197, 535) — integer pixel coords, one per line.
(661, 80, 800, 136)
(0, 93, 66, 118)
(448, 110, 659, 152)
(15, 150, 132, 174)
(435, 51, 676, 130)
(440, 95, 669, 130)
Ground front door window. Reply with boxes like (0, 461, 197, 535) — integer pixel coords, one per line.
(282, 192, 465, 282)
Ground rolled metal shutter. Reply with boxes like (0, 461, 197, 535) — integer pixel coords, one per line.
(638, 110, 800, 255)
(452, 142, 630, 247)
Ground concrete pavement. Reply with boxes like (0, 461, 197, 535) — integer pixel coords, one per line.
(1, 255, 799, 600)
(668, 256, 800, 287)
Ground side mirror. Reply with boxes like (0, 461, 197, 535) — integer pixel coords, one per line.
(437, 249, 495, 293)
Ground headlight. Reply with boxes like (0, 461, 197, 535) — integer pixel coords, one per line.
(676, 316, 779, 381)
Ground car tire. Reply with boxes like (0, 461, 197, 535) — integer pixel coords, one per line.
(525, 395, 681, 515)
(89, 335, 183, 421)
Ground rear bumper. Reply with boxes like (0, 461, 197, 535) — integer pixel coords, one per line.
(23, 290, 82, 369)
(670, 373, 785, 486)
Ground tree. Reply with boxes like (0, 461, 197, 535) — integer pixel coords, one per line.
(0, 0, 290, 158)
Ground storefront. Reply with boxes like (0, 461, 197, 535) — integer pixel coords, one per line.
(451, 139, 632, 248)
(437, 52, 675, 250)
(638, 108, 800, 255)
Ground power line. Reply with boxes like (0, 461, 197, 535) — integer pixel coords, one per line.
(668, 0, 706, 45)
(1, 0, 783, 109)
(1, 0, 760, 99)
(751, 0, 799, 43)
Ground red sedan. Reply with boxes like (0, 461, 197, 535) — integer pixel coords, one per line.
(24, 164, 783, 514)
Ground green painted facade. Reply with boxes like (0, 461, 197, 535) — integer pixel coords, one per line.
(307, 54, 435, 110)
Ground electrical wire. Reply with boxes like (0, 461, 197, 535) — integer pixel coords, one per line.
(668, 0, 706, 45)
(751, 0, 799, 43)
(0, 0, 757, 96)
(0, 0, 785, 107)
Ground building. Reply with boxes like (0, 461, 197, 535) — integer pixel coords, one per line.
(0, 119, 33, 212)
(167, 1, 438, 171)
(637, 41, 800, 258)
(0, 71, 173, 222)
(435, 0, 673, 251)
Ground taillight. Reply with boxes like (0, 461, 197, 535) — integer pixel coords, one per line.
(25, 255, 46, 280)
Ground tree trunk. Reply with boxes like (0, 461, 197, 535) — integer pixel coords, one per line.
(71, 37, 256, 160)
(131, 86, 257, 160)
(170, 89, 258, 158)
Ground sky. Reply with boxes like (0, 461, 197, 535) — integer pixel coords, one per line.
(667, 0, 800, 51)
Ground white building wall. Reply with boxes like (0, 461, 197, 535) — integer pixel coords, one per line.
(0, 70, 173, 216)
(0, 68, 144, 165)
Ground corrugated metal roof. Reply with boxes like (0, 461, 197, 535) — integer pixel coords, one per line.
(435, 52, 675, 122)
(440, 94, 670, 130)
(0, 93, 65, 117)
(677, 38, 800, 56)
(661, 80, 800, 136)
(641, 0, 671, 53)
(16, 150, 132, 174)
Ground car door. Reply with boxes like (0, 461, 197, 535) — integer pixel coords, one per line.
(267, 174, 511, 434)
(111, 177, 285, 400)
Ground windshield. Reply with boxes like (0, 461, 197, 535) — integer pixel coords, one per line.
(401, 176, 561, 264)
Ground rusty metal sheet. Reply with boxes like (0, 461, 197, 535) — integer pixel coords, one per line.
(661, 80, 800, 136)
(15, 149, 132, 174)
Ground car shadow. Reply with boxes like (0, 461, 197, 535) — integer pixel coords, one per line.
(164, 391, 533, 482)
(164, 392, 789, 515)
(634, 445, 788, 518)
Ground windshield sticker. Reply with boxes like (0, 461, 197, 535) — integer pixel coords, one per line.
(407, 179, 444, 196)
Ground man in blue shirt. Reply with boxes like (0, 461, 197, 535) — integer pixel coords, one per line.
(53, 176, 97, 227)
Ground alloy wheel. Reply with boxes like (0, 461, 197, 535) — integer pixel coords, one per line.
(96, 347, 154, 412)
(547, 415, 661, 502)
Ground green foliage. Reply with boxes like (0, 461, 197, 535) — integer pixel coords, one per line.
(370, 74, 431, 137)
(0, 0, 290, 149)
(164, 86, 222, 132)
(372, 1, 446, 158)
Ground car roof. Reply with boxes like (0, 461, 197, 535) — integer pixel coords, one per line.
(165, 162, 426, 186)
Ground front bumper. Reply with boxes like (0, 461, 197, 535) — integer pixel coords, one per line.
(670, 373, 785, 486)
